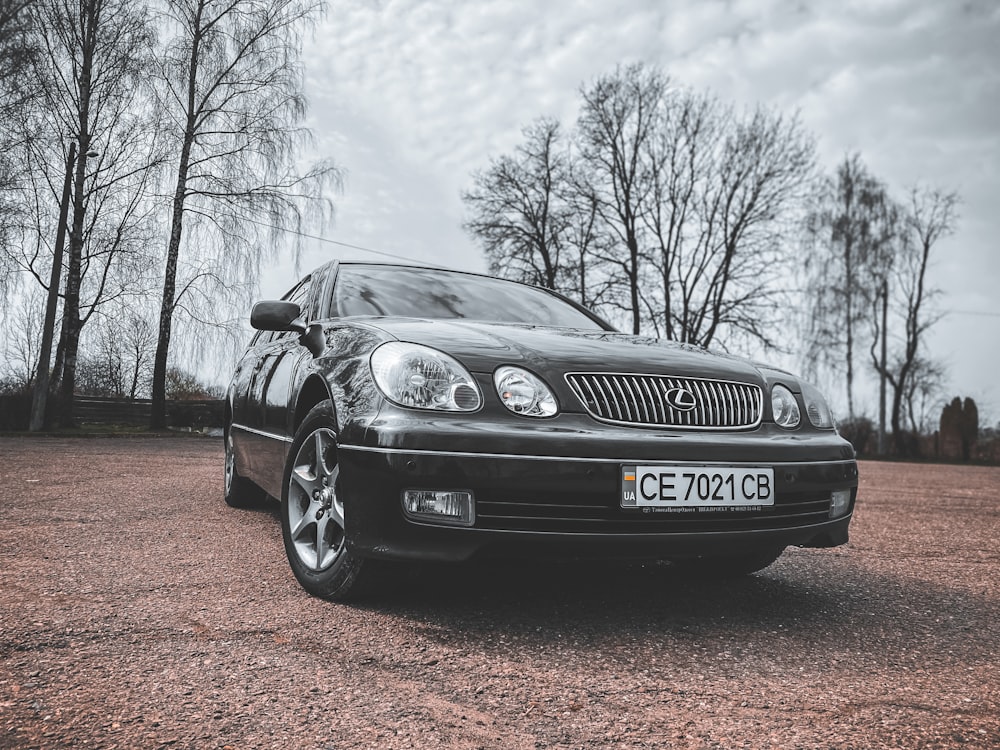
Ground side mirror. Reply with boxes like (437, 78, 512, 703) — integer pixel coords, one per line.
(300, 322, 325, 358)
(251, 300, 305, 333)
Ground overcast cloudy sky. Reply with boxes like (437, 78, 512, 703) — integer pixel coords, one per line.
(261, 0, 1000, 421)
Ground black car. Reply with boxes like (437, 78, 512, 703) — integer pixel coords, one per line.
(226, 261, 858, 600)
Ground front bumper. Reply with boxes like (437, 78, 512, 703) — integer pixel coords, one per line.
(339, 413, 858, 563)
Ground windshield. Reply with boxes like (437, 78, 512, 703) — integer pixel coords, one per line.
(332, 265, 606, 330)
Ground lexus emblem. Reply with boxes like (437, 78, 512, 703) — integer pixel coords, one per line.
(665, 386, 697, 412)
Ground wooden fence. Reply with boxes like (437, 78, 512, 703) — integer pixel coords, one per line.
(73, 396, 224, 428)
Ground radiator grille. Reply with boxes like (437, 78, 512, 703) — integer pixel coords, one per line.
(565, 373, 762, 429)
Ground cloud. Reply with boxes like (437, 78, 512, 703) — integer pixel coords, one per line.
(270, 0, 1000, 411)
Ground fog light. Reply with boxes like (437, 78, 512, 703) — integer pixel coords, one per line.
(402, 490, 474, 526)
(830, 489, 852, 518)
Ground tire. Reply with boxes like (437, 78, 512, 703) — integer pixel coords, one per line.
(280, 400, 380, 601)
(669, 546, 786, 578)
(224, 427, 267, 508)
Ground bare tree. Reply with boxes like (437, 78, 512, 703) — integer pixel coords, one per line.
(0, 0, 36, 297)
(0, 286, 44, 388)
(76, 299, 157, 399)
(464, 63, 815, 347)
(802, 153, 897, 422)
(576, 63, 666, 334)
(120, 307, 158, 400)
(150, 0, 338, 429)
(901, 356, 946, 435)
(462, 119, 615, 311)
(464, 119, 573, 291)
(0, 0, 33, 91)
(16, 0, 160, 427)
(644, 94, 814, 348)
(870, 186, 958, 456)
(561, 185, 616, 310)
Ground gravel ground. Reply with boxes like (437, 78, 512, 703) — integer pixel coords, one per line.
(1, 436, 998, 749)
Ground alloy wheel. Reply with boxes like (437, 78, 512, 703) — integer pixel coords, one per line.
(286, 428, 345, 571)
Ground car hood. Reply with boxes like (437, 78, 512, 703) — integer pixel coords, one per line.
(360, 318, 765, 384)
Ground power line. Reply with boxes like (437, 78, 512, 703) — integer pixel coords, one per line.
(243, 217, 426, 264)
(242, 218, 1000, 319)
(949, 309, 1000, 318)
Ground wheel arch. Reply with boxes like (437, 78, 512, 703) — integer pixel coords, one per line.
(293, 375, 336, 433)
(223, 388, 234, 430)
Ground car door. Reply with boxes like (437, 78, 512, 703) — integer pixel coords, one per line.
(229, 329, 273, 477)
(246, 275, 314, 491)
(231, 336, 259, 428)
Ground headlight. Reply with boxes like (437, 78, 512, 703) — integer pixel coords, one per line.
(801, 381, 835, 429)
(370, 342, 482, 411)
(493, 366, 558, 417)
(771, 384, 800, 428)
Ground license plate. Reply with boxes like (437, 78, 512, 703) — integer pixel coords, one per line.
(621, 465, 774, 509)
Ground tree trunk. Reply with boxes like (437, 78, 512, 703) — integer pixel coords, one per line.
(151, 4, 202, 430)
(51, 324, 66, 393)
(627, 232, 640, 335)
(151, 111, 197, 428)
(877, 279, 888, 455)
(129, 344, 141, 400)
(891, 380, 906, 457)
(150, 169, 189, 429)
(28, 142, 76, 431)
(57, 9, 96, 427)
(57, 140, 94, 426)
(843, 232, 855, 422)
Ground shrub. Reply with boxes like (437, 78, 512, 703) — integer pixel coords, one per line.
(838, 417, 873, 456)
(0, 382, 30, 431)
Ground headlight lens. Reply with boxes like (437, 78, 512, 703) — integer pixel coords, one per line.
(801, 381, 835, 429)
(370, 342, 482, 411)
(771, 384, 801, 428)
(493, 366, 558, 417)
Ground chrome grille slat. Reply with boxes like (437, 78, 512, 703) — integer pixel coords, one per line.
(578, 377, 603, 417)
(600, 375, 624, 421)
(729, 381, 741, 426)
(642, 377, 664, 423)
(698, 380, 713, 425)
(611, 376, 634, 422)
(565, 373, 762, 430)
(627, 377, 650, 424)
(709, 380, 723, 425)
(706, 380, 718, 424)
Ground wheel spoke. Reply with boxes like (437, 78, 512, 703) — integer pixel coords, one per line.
(314, 513, 330, 568)
(290, 504, 318, 540)
(291, 465, 320, 499)
(224, 436, 235, 491)
(328, 497, 345, 530)
(314, 431, 330, 478)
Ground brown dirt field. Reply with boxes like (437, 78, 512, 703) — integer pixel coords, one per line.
(0, 436, 998, 749)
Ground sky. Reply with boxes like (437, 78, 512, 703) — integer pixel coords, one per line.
(259, 0, 1000, 424)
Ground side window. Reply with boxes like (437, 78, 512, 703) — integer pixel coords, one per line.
(253, 329, 280, 346)
(249, 329, 269, 347)
(285, 276, 311, 312)
(271, 276, 311, 340)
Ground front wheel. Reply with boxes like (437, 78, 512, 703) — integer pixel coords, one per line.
(280, 400, 379, 601)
